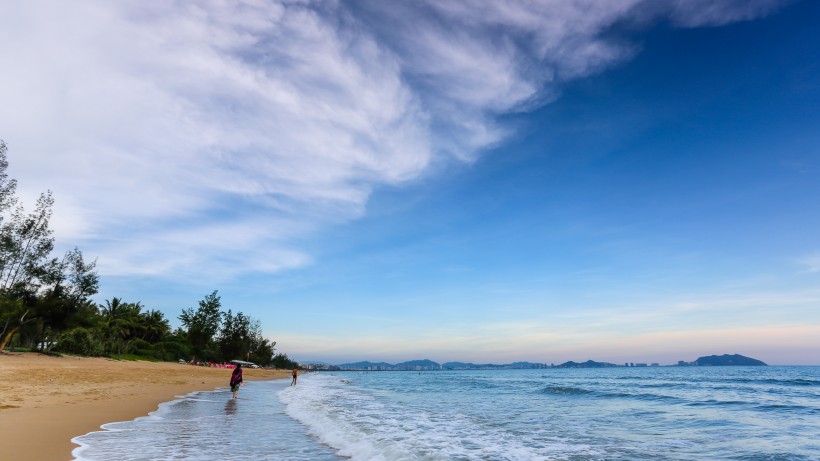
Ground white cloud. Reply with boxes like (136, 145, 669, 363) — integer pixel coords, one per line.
(0, 0, 784, 280)
(661, 0, 786, 27)
(798, 253, 820, 273)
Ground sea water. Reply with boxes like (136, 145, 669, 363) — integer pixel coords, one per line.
(72, 367, 820, 460)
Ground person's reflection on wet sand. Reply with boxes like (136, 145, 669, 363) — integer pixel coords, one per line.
(225, 398, 237, 416)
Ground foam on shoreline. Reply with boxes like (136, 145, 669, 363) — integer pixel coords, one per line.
(0, 353, 289, 461)
(70, 380, 341, 461)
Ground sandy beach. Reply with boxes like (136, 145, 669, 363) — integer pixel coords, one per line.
(0, 352, 289, 461)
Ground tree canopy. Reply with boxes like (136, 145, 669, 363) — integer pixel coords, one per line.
(0, 140, 286, 367)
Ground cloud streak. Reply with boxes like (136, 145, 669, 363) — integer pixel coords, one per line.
(0, 0, 784, 280)
(798, 253, 820, 273)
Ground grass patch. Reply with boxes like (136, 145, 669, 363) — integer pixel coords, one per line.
(4, 346, 33, 352)
(110, 354, 161, 362)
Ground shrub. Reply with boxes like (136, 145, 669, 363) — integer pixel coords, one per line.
(127, 338, 155, 357)
(54, 328, 102, 356)
(151, 340, 191, 362)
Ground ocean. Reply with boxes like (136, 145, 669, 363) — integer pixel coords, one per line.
(72, 367, 820, 460)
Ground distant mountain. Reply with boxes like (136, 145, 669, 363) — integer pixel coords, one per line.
(442, 361, 548, 370)
(335, 359, 441, 371)
(334, 359, 549, 371)
(329, 355, 768, 371)
(555, 360, 619, 368)
(336, 361, 396, 370)
(394, 359, 440, 370)
(695, 354, 767, 366)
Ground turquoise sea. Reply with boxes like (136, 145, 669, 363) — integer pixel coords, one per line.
(73, 367, 820, 460)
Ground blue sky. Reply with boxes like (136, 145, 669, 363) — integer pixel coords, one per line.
(1, 0, 818, 365)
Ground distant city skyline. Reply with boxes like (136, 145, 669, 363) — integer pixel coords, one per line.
(1, 1, 818, 365)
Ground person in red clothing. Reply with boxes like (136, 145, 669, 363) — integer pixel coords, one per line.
(291, 367, 298, 386)
(230, 363, 243, 399)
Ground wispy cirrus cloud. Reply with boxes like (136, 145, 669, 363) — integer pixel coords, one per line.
(797, 253, 820, 273)
(658, 0, 788, 27)
(0, 0, 785, 280)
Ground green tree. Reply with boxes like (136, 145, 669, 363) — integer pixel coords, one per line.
(0, 190, 58, 349)
(0, 298, 32, 351)
(215, 309, 276, 365)
(179, 290, 222, 362)
(0, 141, 98, 352)
(54, 327, 101, 356)
(0, 191, 57, 293)
(246, 319, 275, 366)
(217, 309, 252, 361)
(99, 298, 144, 354)
(249, 337, 275, 367)
(34, 248, 99, 352)
(0, 141, 17, 213)
(271, 353, 299, 369)
(0, 141, 59, 351)
(139, 309, 170, 344)
(152, 328, 192, 361)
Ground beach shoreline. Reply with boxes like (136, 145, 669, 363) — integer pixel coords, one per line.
(0, 352, 289, 461)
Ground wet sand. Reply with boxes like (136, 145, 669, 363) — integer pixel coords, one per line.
(0, 352, 289, 461)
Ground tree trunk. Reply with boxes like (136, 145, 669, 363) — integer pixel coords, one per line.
(43, 329, 56, 353)
(0, 317, 10, 345)
(0, 309, 30, 353)
(0, 327, 17, 352)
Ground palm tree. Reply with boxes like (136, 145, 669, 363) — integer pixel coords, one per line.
(99, 298, 143, 354)
(139, 309, 170, 344)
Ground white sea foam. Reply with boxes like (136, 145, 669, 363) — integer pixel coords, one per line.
(71, 368, 820, 460)
(278, 373, 594, 461)
(72, 380, 341, 461)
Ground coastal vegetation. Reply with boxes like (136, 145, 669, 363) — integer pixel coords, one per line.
(0, 140, 289, 367)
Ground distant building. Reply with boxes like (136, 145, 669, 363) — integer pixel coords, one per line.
(302, 363, 341, 371)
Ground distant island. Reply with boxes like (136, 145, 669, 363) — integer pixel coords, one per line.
(328, 359, 549, 371)
(442, 361, 550, 370)
(304, 353, 767, 371)
(554, 360, 619, 368)
(694, 354, 767, 366)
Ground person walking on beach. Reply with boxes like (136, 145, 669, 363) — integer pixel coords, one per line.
(291, 367, 298, 386)
(230, 363, 243, 399)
